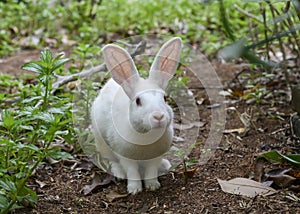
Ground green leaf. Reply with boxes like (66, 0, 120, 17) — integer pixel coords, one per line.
(21, 62, 44, 74)
(257, 150, 300, 165)
(40, 48, 53, 65)
(55, 130, 69, 136)
(0, 194, 9, 209)
(34, 112, 55, 123)
(47, 107, 65, 114)
(17, 186, 38, 205)
(54, 52, 65, 61)
(49, 148, 73, 160)
(14, 143, 40, 152)
(22, 96, 42, 104)
(1, 110, 16, 130)
(286, 154, 300, 162)
(0, 178, 17, 193)
(19, 125, 34, 131)
(51, 58, 70, 72)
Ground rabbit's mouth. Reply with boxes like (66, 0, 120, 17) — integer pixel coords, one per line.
(133, 122, 165, 133)
(152, 123, 163, 129)
(151, 121, 168, 130)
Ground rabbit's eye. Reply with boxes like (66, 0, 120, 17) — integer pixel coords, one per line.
(136, 97, 142, 106)
(164, 96, 167, 102)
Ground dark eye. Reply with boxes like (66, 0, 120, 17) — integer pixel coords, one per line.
(164, 95, 167, 102)
(136, 97, 142, 106)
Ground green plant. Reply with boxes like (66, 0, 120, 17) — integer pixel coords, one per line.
(218, 0, 300, 79)
(71, 43, 102, 72)
(171, 142, 201, 169)
(0, 49, 73, 213)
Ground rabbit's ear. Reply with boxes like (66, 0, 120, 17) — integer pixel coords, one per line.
(149, 37, 182, 89)
(102, 44, 139, 98)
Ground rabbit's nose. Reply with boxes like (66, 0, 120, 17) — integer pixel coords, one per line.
(153, 112, 164, 121)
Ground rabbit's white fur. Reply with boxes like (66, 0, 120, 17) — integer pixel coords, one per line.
(91, 37, 182, 194)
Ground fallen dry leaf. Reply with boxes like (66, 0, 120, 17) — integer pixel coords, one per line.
(267, 174, 296, 188)
(106, 190, 128, 202)
(288, 169, 300, 178)
(81, 172, 115, 195)
(179, 167, 198, 180)
(265, 168, 296, 188)
(217, 177, 277, 198)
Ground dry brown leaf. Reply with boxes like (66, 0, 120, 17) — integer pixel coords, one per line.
(288, 169, 300, 178)
(268, 174, 296, 188)
(179, 167, 198, 179)
(265, 168, 296, 188)
(217, 177, 277, 198)
(81, 173, 114, 195)
(106, 190, 128, 202)
(231, 89, 244, 98)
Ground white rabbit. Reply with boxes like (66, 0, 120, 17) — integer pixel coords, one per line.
(91, 37, 182, 194)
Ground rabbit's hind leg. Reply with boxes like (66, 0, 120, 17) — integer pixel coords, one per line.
(159, 158, 171, 174)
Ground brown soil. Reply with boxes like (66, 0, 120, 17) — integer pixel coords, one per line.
(2, 50, 300, 214)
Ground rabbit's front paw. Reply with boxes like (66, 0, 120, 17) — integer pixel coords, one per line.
(145, 179, 161, 191)
(127, 180, 142, 194)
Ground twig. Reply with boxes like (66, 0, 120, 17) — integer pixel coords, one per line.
(52, 63, 106, 89)
(34, 40, 146, 109)
(52, 40, 146, 90)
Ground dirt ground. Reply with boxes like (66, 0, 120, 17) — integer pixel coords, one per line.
(1, 50, 300, 214)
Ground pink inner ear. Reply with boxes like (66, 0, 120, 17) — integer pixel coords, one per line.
(149, 38, 182, 89)
(103, 45, 137, 85)
(160, 56, 177, 75)
(110, 50, 133, 80)
(102, 44, 140, 99)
